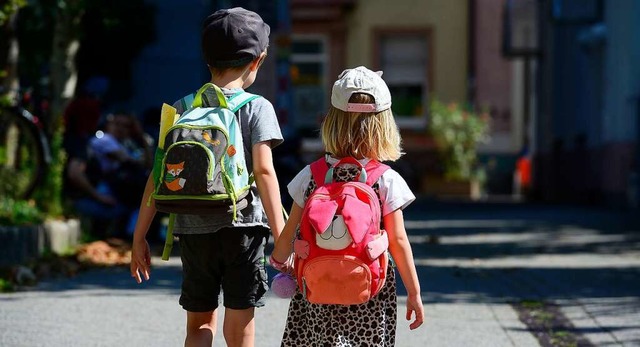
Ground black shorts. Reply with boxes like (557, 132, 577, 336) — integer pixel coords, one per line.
(178, 226, 270, 312)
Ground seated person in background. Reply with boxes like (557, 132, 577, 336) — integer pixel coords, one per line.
(63, 76, 108, 160)
(89, 113, 152, 206)
(65, 113, 152, 239)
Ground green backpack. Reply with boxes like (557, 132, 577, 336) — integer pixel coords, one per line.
(151, 83, 260, 259)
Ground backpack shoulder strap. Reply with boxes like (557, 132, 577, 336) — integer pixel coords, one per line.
(181, 88, 261, 113)
(310, 157, 388, 187)
(180, 93, 196, 112)
(227, 91, 261, 112)
(161, 213, 176, 261)
(364, 160, 390, 186)
(309, 157, 329, 188)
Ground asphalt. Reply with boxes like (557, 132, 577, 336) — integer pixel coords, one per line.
(1, 198, 639, 347)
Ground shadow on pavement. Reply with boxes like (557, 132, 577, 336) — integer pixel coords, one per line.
(0, 261, 183, 298)
(400, 198, 640, 306)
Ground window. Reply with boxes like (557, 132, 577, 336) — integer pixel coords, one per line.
(376, 30, 432, 128)
(291, 35, 328, 131)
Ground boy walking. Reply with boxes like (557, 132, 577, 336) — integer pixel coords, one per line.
(130, 7, 285, 347)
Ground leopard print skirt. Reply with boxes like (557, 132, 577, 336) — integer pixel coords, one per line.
(280, 265, 397, 347)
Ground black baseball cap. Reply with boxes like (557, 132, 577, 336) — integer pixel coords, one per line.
(202, 7, 270, 68)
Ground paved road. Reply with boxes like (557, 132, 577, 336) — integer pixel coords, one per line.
(1, 199, 639, 346)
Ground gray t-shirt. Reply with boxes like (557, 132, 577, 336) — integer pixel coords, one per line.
(170, 87, 283, 234)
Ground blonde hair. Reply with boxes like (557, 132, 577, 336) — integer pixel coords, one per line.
(321, 93, 403, 161)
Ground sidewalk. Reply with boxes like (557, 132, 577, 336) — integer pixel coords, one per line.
(406, 199, 640, 346)
(0, 198, 638, 346)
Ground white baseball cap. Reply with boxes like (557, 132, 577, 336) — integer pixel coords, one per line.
(331, 66, 392, 113)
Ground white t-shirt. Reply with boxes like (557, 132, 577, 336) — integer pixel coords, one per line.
(287, 155, 415, 216)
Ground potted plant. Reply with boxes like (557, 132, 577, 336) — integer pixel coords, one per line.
(0, 196, 44, 267)
(36, 122, 82, 255)
(425, 100, 490, 199)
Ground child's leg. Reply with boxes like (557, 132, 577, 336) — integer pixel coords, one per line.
(223, 307, 255, 347)
(218, 226, 269, 347)
(179, 233, 224, 347)
(185, 310, 218, 347)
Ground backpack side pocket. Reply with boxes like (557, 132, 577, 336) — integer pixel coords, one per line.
(301, 255, 373, 305)
(152, 147, 166, 191)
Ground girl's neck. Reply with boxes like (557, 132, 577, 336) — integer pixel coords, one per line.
(327, 153, 367, 161)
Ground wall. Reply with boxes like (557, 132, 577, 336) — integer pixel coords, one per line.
(473, 0, 525, 195)
(474, 0, 517, 154)
(122, 0, 212, 117)
(600, 0, 640, 204)
(345, 0, 468, 104)
(534, 0, 640, 207)
(122, 0, 281, 119)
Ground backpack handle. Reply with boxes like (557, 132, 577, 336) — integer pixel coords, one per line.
(310, 157, 389, 188)
(324, 157, 367, 184)
(192, 83, 228, 109)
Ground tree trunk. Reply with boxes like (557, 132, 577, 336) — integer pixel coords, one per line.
(1, 16, 19, 171)
(1, 14, 19, 103)
(42, 4, 83, 217)
(49, 6, 81, 132)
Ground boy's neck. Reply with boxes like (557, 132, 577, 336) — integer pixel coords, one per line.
(210, 68, 249, 90)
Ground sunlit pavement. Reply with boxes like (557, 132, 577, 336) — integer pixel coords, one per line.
(1, 198, 639, 346)
(403, 199, 640, 347)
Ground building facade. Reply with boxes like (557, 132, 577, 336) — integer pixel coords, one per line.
(534, 0, 640, 207)
(125, 0, 528, 195)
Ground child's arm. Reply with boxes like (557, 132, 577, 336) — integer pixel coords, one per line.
(252, 141, 285, 241)
(271, 203, 303, 266)
(384, 209, 425, 330)
(130, 174, 157, 283)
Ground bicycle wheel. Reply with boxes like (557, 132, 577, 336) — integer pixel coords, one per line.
(0, 106, 48, 199)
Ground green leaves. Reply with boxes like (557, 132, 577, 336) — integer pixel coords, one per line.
(0, 0, 27, 26)
(0, 197, 43, 226)
(32, 120, 66, 218)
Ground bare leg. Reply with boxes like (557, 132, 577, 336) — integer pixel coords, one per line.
(223, 307, 255, 347)
(185, 310, 217, 347)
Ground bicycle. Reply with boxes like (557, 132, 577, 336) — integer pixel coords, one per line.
(0, 92, 51, 200)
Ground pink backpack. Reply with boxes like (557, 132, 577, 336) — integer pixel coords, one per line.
(294, 157, 390, 305)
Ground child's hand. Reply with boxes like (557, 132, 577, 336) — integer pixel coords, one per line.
(130, 238, 151, 283)
(406, 294, 424, 330)
(269, 253, 295, 276)
(282, 254, 295, 276)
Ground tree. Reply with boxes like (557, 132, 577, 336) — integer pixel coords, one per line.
(4, 0, 155, 218)
(12, 0, 155, 132)
(0, 0, 27, 103)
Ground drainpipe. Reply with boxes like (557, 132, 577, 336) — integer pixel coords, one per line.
(632, 96, 640, 208)
(467, 0, 476, 106)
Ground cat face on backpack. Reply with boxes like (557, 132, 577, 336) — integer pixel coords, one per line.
(316, 215, 352, 250)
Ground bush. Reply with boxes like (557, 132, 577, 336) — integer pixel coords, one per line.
(33, 121, 66, 218)
(429, 100, 491, 181)
(0, 197, 43, 226)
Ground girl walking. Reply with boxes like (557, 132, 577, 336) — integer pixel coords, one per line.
(270, 66, 424, 346)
